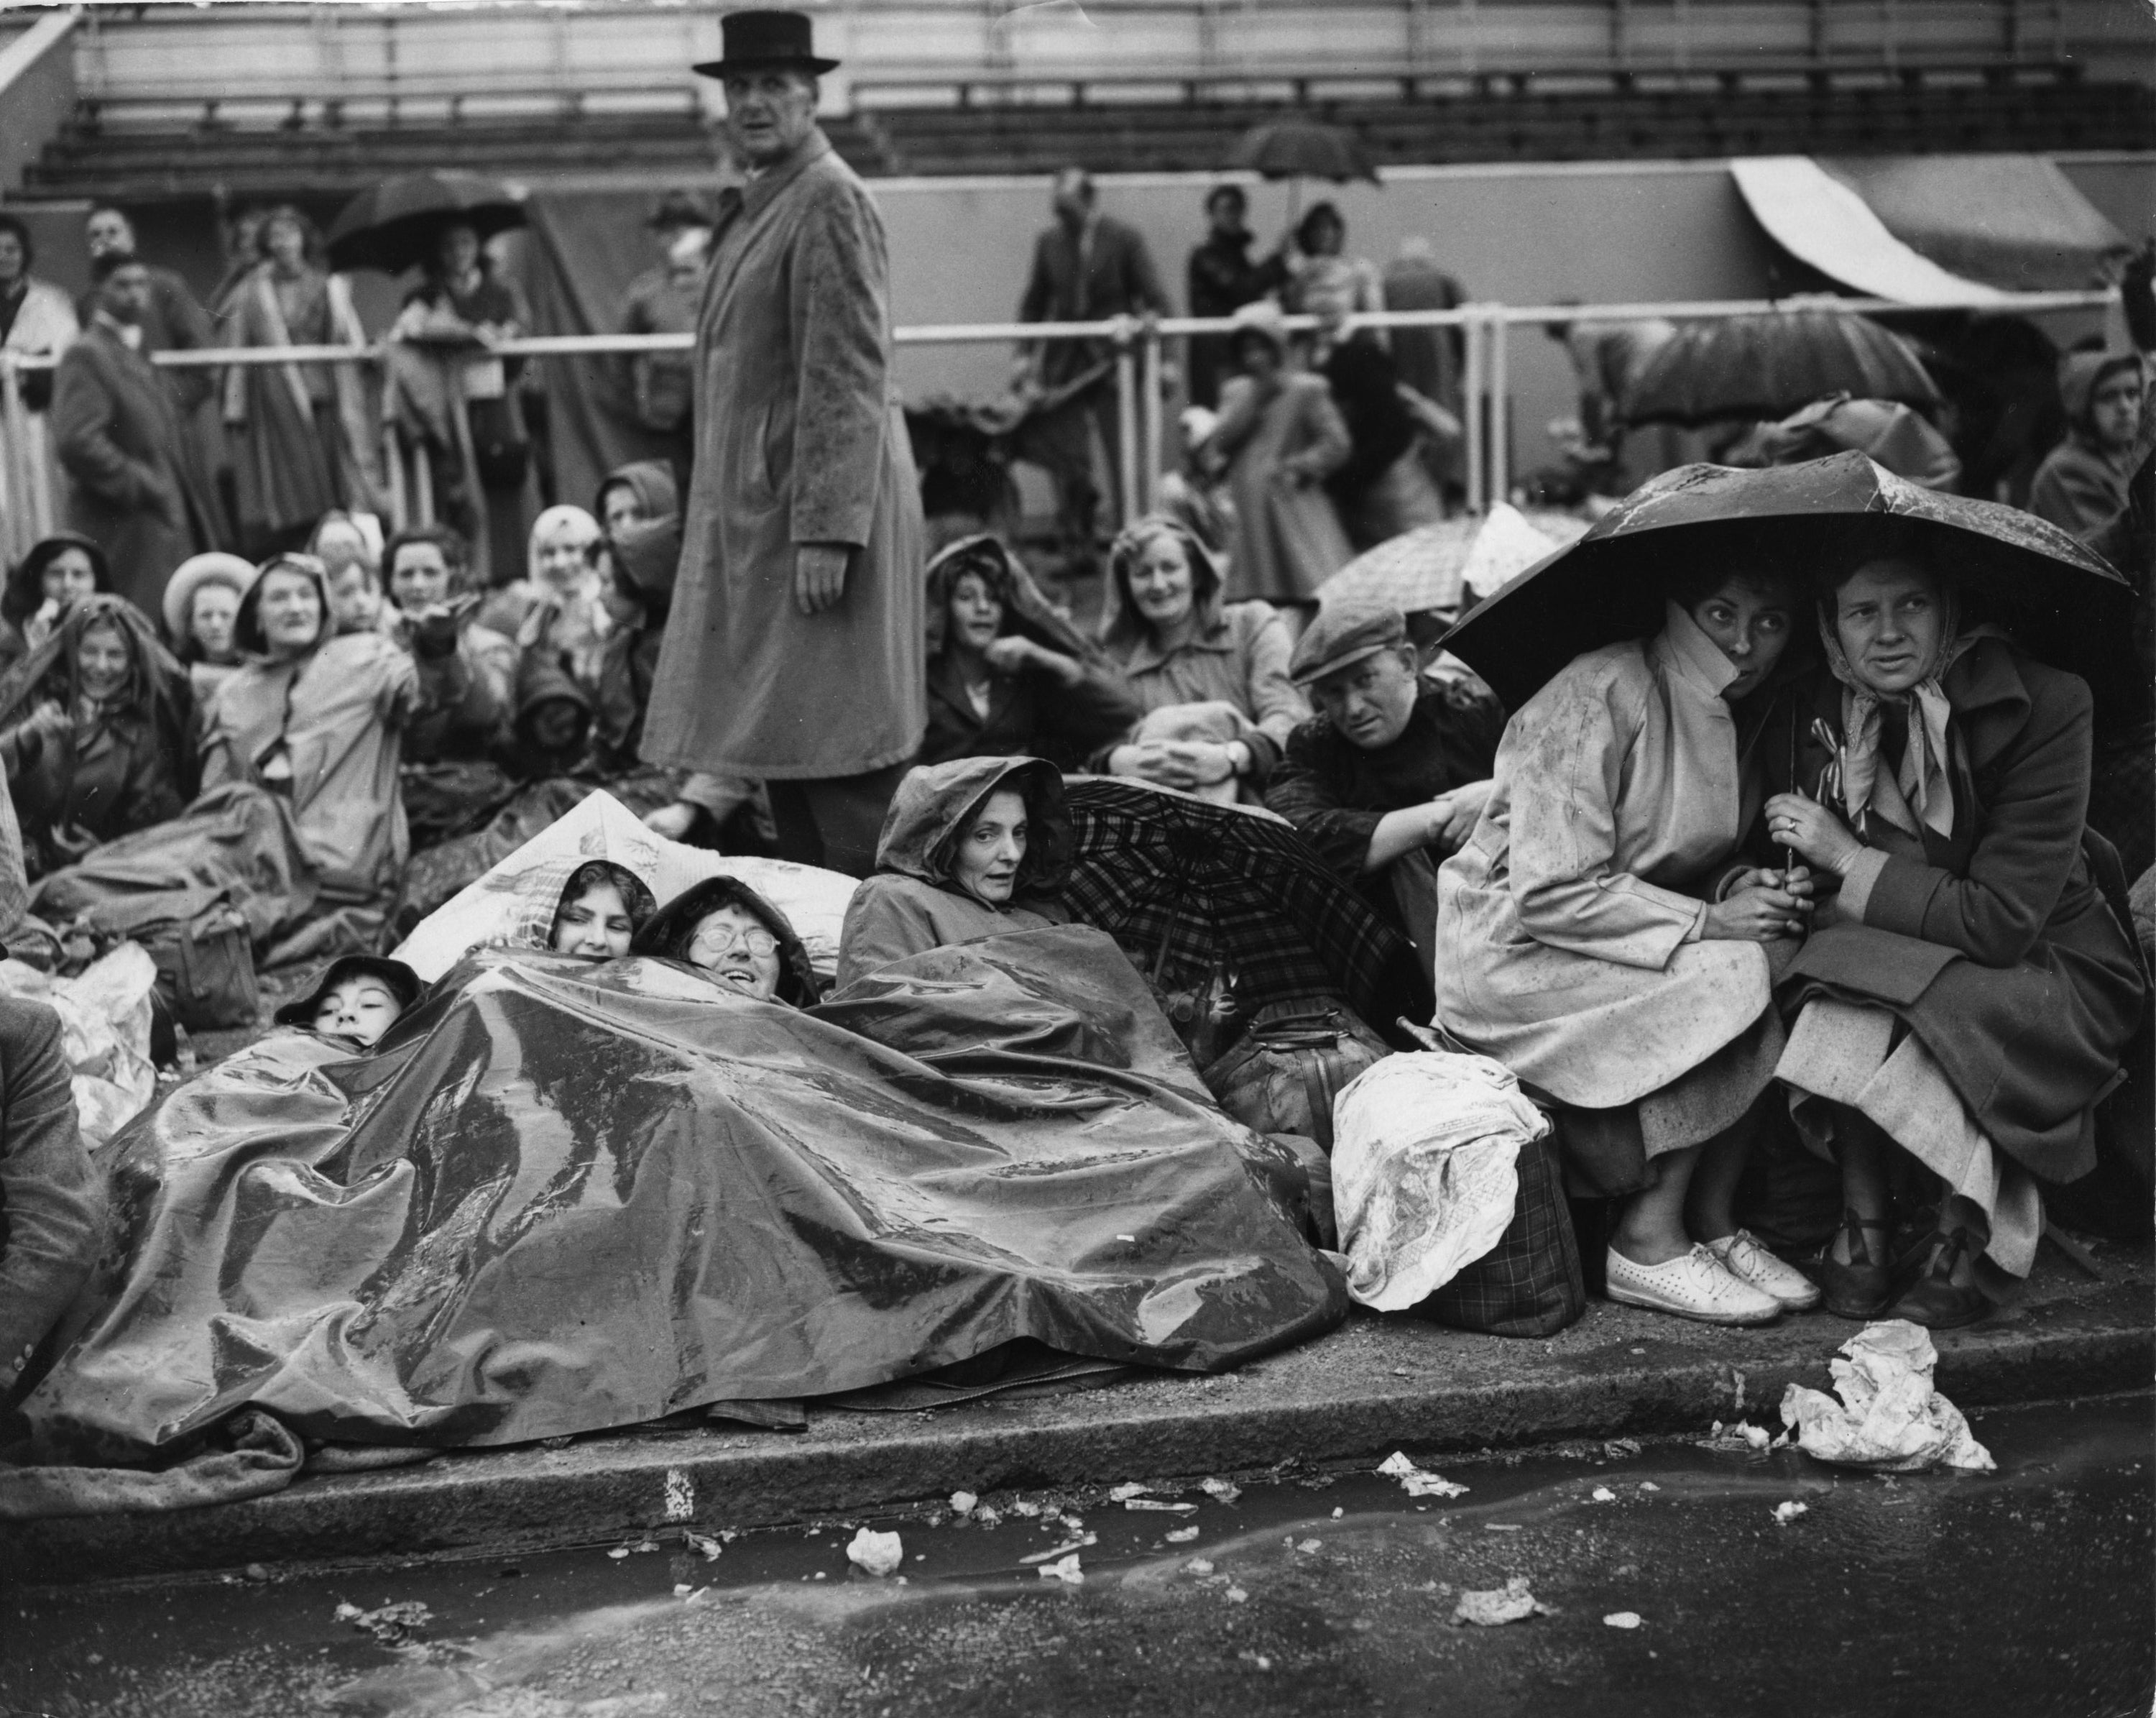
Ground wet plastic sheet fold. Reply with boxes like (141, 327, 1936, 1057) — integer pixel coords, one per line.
(24, 925, 1346, 1461)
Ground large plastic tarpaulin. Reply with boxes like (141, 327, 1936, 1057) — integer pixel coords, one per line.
(22, 925, 1347, 1462)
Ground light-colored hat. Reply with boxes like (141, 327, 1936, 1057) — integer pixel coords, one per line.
(1227, 298, 1291, 357)
(160, 552, 254, 643)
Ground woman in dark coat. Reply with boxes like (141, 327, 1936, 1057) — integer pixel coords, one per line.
(920, 535, 1138, 771)
(836, 755, 1070, 989)
(1765, 548, 2145, 1327)
(0, 592, 194, 876)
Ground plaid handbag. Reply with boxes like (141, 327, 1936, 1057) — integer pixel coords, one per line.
(1411, 1129, 1585, 1338)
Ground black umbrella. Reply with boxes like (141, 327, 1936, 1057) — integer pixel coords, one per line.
(1621, 311, 1940, 428)
(1439, 451, 2132, 711)
(1059, 777, 1423, 1026)
(326, 171, 526, 275)
(1234, 121, 1379, 185)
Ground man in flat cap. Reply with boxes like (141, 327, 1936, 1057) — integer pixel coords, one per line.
(1265, 598, 1505, 987)
(640, 9, 925, 876)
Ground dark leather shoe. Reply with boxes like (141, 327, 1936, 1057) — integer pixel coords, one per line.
(1818, 1208, 1894, 1320)
(1888, 1228, 1991, 1330)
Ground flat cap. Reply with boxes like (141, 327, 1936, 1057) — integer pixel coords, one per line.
(1289, 597, 1409, 685)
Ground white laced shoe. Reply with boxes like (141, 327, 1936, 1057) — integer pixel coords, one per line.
(1605, 1244, 1782, 1326)
(1708, 1229, 1823, 1313)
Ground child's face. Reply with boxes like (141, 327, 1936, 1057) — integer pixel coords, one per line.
(551, 881, 635, 959)
(525, 698, 586, 754)
(313, 976, 403, 1046)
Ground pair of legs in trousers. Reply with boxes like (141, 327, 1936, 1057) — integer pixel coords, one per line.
(765, 763, 912, 881)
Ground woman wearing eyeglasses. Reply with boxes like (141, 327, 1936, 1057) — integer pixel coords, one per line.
(632, 874, 821, 1006)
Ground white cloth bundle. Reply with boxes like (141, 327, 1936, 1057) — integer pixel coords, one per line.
(1330, 1049, 1549, 1311)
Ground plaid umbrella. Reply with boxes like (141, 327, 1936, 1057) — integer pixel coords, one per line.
(1059, 777, 1419, 1024)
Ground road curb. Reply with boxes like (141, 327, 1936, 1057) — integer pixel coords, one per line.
(6, 1273, 2148, 1584)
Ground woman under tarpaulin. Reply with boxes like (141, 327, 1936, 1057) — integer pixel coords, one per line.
(837, 755, 1069, 988)
(198, 553, 453, 954)
(0, 594, 195, 878)
(919, 536, 1138, 770)
(1095, 515, 1308, 804)
(0, 534, 110, 674)
(1436, 561, 1823, 1328)
(270, 955, 424, 1049)
(515, 858, 657, 961)
(1764, 548, 2145, 1327)
(635, 874, 821, 1005)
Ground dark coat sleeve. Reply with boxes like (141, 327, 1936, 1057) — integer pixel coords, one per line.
(788, 180, 895, 550)
(0, 998, 101, 1387)
(1861, 663, 2095, 969)
(1041, 658, 1143, 757)
(1265, 719, 1381, 880)
(1018, 232, 1056, 326)
(1120, 224, 1171, 316)
(51, 347, 166, 512)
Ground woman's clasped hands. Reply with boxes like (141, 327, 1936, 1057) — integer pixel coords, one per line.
(1703, 860, 1817, 942)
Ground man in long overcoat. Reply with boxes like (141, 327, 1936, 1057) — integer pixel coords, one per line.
(52, 254, 226, 618)
(640, 9, 924, 878)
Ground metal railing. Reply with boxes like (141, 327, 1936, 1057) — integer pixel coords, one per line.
(0, 288, 2117, 559)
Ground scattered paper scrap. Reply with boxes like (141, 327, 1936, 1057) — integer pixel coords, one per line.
(1165, 1526, 1201, 1543)
(1483, 1523, 1521, 1533)
(949, 1491, 978, 1515)
(683, 1531, 722, 1561)
(1296, 1538, 1324, 1554)
(1779, 1321, 1994, 1473)
(1603, 1612, 1644, 1630)
(1773, 1501, 1809, 1525)
(1702, 1420, 1774, 1452)
(1037, 1553, 1084, 1586)
(1225, 1586, 1248, 1602)
(1590, 1487, 1616, 1503)
(1378, 1451, 1469, 1499)
(607, 1547, 630, 1561)
(1637, 1483, 1660, 1494)
(846, 1528, 904, 1578)
(1109, 1482, 1151, 1502)
(1128, 1499, 1199, 1513)
(1200, 1476, 1243, 1504)
(1009, 1499, 1041, 1517)
(1019, 1536, 1097, 1565)
(1452, 1577, 1550, 1627)
(1604, 1438, 1643, 1458)
(672, 1584, 693, 1598)
(1186, 1559, 1215, 1576)
(334, 1602, 432, 1647)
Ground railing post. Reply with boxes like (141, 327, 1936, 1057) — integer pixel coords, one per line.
(1462, 307, 1486, 515)
(1488, 308, 1510, 509)
(1139, 314, 1164, 517)
(1113, 315, 1140, 530)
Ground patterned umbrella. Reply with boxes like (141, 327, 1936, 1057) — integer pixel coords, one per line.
(1621, 310, 1940, 428)
(1319, 507, 1588, 616)
(1439, 451, 2133, 710)
(1059, 776, 1421, 1025)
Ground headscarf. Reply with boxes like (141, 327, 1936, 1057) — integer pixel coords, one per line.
(1817, 579, 1982, 840)
(504, 857, 658, 954)
(0, 593, 192, 760)
(527, 505, 603, 595)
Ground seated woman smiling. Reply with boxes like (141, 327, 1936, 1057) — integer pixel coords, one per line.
(836, 756, 1069, 988)
(631, 876, 821, 1005)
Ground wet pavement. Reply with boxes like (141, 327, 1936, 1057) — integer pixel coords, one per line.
(3, 1393, 2148, 1718)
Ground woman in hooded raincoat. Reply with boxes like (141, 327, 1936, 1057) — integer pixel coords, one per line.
(634, 875, 821, 1007)
(198, 553, 447, 912)
(836, 756, 1069, 988)
(1764, 547, 2145, 1327)
(920, 536, 1138, 771)
(0, 593, 195, 876)
(1095, 514, 1309, 801)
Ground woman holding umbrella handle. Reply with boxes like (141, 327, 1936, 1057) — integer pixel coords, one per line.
(1435, 560, 1823, 1328)
(1764, 551, 2145, 1328)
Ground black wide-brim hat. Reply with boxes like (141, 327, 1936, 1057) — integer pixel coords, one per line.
(693, 9, 839, 78)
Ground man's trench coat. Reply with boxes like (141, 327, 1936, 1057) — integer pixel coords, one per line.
(641, 129, 925, 782)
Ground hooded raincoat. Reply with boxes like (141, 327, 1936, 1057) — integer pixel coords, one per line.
(2027, 352, 2143, 538)
(199, 559, 441, 902)
(641, 129, 926, 783)
(837, 756, 1071, 988)
(634, 874, 821, 1007)
(0, 594, 195, 876)
(1434, 602, 1782, 1111)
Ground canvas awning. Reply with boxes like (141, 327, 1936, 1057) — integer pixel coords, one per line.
(1729, 155, 2131, 306)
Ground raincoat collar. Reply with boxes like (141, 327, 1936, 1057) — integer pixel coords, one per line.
(1652, 599, 1741, 702)
(741, 128, 831, 219)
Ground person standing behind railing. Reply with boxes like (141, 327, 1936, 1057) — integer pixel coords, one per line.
(1013, 167, 1171, 566)
(50, 255, 229, 622)
(0, 215, 80, 565)
(221, 206, 383, 560)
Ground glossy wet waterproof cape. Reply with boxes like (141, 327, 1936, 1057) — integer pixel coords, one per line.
(23, 927, 1346, 1461)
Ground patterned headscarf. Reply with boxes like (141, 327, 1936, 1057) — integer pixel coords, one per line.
(1815, 579, 1984, 840)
